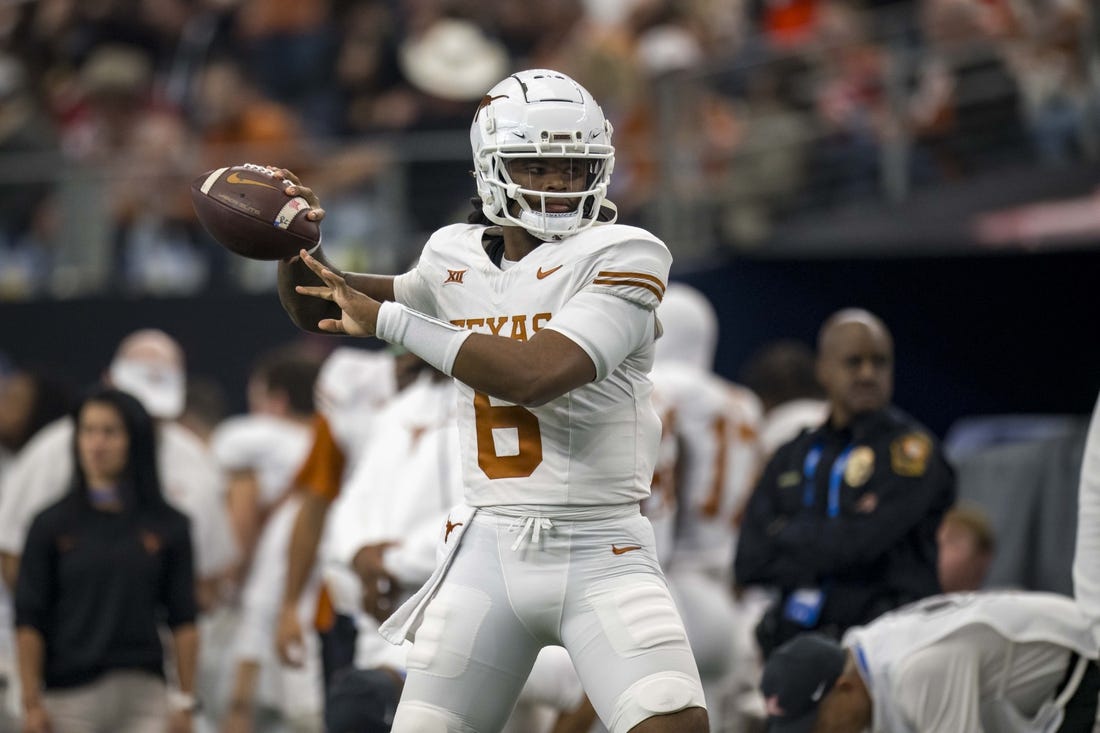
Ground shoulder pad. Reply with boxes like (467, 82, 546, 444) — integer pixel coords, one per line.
(574, 227, 671, 311)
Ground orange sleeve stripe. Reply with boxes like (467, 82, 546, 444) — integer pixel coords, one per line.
(293, 413, 346, 502)
(592, 278, 665, 301)
(596, 270, 667, 294)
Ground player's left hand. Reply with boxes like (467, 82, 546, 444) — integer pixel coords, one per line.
(296, 248, 379, 336)
(267, 167, 325, 222)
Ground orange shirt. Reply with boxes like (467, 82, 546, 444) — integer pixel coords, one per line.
(293, 413, 346, 503)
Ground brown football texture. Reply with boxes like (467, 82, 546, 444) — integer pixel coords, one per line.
(190, 164, 320, 260)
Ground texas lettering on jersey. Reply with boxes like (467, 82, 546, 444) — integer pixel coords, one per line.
(449, 313, 552, 341)
(393, 222, 671, 508)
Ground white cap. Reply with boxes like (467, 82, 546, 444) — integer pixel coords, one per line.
(108, 329, 186, 420)
(399, 19, 509, 101)
(109, 357, 185, 420)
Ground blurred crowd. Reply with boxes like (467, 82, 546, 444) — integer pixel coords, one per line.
(0, 288, 1090, 732)
(0, 0, 1096, 299)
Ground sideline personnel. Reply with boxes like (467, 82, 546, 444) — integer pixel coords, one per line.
(735, 309, 955, 656)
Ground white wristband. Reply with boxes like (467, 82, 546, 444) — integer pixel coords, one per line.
(375, 301, 472, 376)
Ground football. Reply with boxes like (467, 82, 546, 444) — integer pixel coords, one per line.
(190, 164, 319, 260)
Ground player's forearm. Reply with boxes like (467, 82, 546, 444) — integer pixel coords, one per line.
(228, 660, 260, 714)
(226, 475, 261, 566)
(450, 331, 595, 407)
(283, 493, 329, 607)
(278, 250, 396, 332)
(171, 623, 199, 694)
(1, 553, 18, 589)
(16, 626, 44, 710)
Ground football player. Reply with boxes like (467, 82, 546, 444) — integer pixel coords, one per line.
(273, 69, 708, 733)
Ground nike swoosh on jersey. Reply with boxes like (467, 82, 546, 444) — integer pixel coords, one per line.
(537, 265, 563, 279)
(226, 171, 279, 189)
(611, 545, 642, 555)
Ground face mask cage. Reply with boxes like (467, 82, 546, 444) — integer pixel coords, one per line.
(477, 140, 615, 240)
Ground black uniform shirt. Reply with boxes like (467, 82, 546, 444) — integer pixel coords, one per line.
(735, 407, 955, 645)
(15, 496, 197, 689)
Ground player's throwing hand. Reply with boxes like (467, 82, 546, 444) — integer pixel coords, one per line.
(296, 248, 380, 337)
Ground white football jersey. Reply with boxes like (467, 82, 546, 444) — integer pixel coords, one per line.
(210, 414, 313, 508)
(393, 223, 670, 508)
(327, 372, 462, 583)
(651, 362, 763, 574)
(234, 493, 324, 721)
(314, 347, 398, 470)
(844, 592, 1099, 733)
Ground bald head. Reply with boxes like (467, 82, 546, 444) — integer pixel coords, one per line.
(816, 309, 894, 427)
(817, 309, 892, 357)
(114, 329, 185, 369)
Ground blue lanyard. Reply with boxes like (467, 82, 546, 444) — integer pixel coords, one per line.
(801, 443, 854, 519)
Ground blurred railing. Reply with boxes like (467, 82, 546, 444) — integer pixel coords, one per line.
(643, 3, 1100, 258)
(0, 6, 1097, 301)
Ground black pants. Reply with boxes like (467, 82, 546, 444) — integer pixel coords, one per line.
(319, 613, 358, 699)
(1056, 655, 1100, 732)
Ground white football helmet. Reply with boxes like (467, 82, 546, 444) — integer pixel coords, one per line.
(470, 69, 617, 241)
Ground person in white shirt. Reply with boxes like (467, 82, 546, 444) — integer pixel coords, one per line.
(759, 388, 1100, 733)
(326, 366, 594, 732)
(0, 329, 237, 725)
(273, 69, 707, 732)
(273, 347, 418, 689)
(650, 283, 764, 731)
(0, 330, 237, 599)
(211, 344, 320, 578)
(209, 344, 323, 733)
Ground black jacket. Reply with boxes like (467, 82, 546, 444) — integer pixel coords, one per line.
(735, 407, 955, 654)
(15, 496, 196, 688)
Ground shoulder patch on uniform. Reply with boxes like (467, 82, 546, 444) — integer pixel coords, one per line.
(890, 432, 932, 477)
(844, 445, 875, 487)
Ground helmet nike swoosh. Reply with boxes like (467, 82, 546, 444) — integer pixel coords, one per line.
(811, 681, 827, 701)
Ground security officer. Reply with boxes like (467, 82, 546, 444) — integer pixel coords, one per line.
(735, 308, 955, 657)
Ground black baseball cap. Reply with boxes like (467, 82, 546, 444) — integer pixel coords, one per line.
(325, 666, 403, 733)
(761, 633, 847, 733)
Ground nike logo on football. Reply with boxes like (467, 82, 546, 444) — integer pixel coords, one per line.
(611, 545, 642, 555)
(226, 171, 279, 189)
(537, 265, 563, 279)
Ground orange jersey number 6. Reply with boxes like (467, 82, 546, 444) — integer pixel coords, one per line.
(473, 392, 544, 479)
